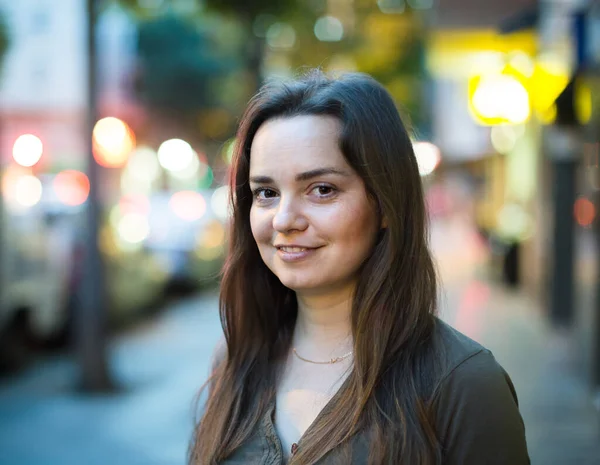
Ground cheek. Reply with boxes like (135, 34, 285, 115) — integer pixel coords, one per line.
(250, 207, 270, 244)
(334, 198, 377, 230)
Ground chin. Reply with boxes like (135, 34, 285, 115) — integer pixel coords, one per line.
(273, 270, 323, 293)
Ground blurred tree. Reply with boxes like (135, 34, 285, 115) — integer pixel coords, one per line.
(278, 5, 429, 133)
(203, 0, 300, 90)
(135, 14, 227, 112)
(0, 13, 9, 71)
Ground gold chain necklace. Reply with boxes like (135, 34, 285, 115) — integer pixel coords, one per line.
(292, 348, 353, 365)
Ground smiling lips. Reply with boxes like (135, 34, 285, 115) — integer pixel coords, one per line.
(275, 245, 321, 262)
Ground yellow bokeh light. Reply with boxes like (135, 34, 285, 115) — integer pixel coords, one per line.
(575, 81, 592, 125)
(117, 212, 150, 244)
(469, 74, 530, 125)
(93, 117, 136, 168)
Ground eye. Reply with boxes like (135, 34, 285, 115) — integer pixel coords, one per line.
(311, 185, 336, 197)
(252, 187, 278, 200)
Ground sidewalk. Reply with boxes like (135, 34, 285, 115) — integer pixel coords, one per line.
(0, 292, 222, 465)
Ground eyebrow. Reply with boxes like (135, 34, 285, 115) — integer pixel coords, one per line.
(249, 168, 350, 184)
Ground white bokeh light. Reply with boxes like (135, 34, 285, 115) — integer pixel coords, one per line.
(128, 146, 161, 181)
(413, 142, 441, 176)
(14, 175, 43, 208)
(169, 150, 201, 180)
(211, 185, 231, 221)
(158, 139, 194, 172)
(13, 134, 43, 167)
(314, 16, 344, 42)
(117, 212, 150, 244)
(472, 75, 530, 124)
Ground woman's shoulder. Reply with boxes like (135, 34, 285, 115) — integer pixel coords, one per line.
(428, 319, 529, 464)
(431, 317, 491, 375)
(429, 317, 521, 410)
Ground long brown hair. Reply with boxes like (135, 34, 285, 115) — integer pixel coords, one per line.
(190, 70, 441, 464)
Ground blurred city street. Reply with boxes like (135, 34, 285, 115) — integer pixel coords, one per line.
(1, 217, 599, 465)
(0, 0, 600, 464)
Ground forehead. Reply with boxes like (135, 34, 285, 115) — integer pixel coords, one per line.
(249, 115, 348, 175)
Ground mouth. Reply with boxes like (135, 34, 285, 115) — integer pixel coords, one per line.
(276, 246, 314, 253)
(274, 245, 322, 262)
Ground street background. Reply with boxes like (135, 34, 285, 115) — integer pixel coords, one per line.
(0, 0, 600, 464)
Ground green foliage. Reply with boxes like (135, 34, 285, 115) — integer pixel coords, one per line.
(135, 14, 231, 111)
(0, 12, 10, 73)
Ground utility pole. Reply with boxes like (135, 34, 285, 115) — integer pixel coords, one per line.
(547, 11, 589, 327)
(75, 0, 114, 392)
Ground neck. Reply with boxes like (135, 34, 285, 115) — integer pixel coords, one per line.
(292, 287, 354, 357)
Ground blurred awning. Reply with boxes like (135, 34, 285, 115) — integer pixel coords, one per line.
(427, 0, 540, 78)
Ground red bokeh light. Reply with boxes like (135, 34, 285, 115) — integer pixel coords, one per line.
(574, 196, 595, 227)
(53, 170, 90, 206)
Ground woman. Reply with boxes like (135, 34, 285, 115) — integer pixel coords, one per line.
(190, 70, 529, 464)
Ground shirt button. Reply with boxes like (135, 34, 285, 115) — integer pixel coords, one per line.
(291, 443, 299, 455)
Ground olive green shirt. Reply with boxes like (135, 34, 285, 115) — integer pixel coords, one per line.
(218, 319, 530, 464)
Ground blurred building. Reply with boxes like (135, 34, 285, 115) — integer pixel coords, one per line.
(0, 0, 88, 169)
(0, 0, 139, 171)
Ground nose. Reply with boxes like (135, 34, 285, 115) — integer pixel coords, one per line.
(272, 196, 308, 233)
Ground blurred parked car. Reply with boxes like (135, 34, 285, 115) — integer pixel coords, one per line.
(0, 173, 168, 372)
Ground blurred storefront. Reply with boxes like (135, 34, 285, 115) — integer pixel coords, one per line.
(426, 24, 548, 295)
(426, 0, 600, 388)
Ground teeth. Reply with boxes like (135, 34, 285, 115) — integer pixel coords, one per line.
(280, 247, 307, 253)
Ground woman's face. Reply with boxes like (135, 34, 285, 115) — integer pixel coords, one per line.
(249, 115, 380, 296)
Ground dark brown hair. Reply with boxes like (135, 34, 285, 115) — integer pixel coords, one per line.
(190, 70, 441, 464)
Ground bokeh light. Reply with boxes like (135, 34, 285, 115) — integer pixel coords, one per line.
(117, 212, 150, 244)
(413, 142, 441, 176)
(314, 16, 344, 42)
(169, 150, 201, 180)
(12, 134, 43, 167)
(127, 146, 161, 182)
(169, 190, 206, 222)
(121, 168, 153, 196)
(14, 175, 43, 208)
(497, 203, 532, 241)
(574, 197, 595, 227)
(196, 220, 226, 261)
(119, 194, 151, 216)
(198, 165, 214, 189)
(53, 170, 90, 206)
(158, 138, 194, 172)
(211, 185, 231, 221)
(93, 117, 136, 168)
(471, 75, 530, 125)
(222, 139, 236, 164)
